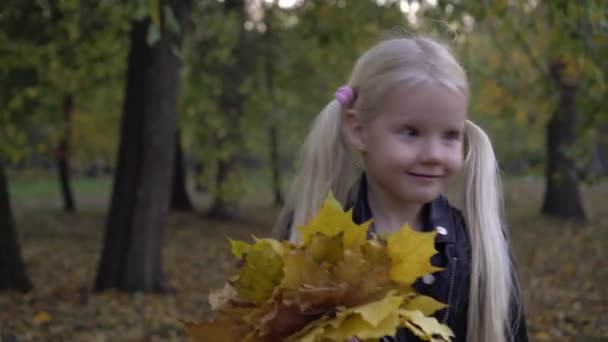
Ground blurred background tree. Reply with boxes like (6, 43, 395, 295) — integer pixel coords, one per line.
(94, 0, 193, 292)
(431, 0, 607, 220)
(1, 0, 606, 291)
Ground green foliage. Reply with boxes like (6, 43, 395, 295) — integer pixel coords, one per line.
(2, 0, 606, 187)
(426, 0, 607, 174)
(181, 0, 410, 200)
(0, 0, 130, 165)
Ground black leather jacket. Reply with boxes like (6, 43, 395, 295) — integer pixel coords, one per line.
(344, 175, 529, 342)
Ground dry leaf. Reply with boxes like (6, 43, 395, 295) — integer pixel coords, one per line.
(33, 311, 52, 325)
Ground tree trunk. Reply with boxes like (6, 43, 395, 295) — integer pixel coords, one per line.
(541, 61, 586, 221)
(56, 94, 76, 212)
(208, 152, 240, 219)
(589, 123, 608, 177)
(171, 130, 194, 211)
(193, 159, 206, 193)
(264, 6, 284, 207)
(0, 160, 32, 292)
(95, 0, 191, 293)
(207, 0, 248, 219)
(269, 125, 284, 206)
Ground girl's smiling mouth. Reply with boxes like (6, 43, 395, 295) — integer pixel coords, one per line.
(407, 172, 442, 178)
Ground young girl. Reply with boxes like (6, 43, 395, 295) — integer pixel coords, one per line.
(276, 37, 528, 342)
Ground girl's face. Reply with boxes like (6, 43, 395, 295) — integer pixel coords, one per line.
(347, 81, 467, 205)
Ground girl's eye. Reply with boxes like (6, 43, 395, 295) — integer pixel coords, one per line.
(400, 126, 419, 137)
(444, 130, 462, 141)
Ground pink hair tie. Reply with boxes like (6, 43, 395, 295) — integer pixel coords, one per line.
(335, 86, 355, 106)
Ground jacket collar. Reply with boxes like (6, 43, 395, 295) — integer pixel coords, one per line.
(346, 173, 456, 244)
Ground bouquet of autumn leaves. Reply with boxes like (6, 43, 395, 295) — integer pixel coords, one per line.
(185, 194, 454, 342)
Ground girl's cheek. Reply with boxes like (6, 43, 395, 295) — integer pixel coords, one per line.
(453, 157, 465, 174)
(447, 148, 465, 172)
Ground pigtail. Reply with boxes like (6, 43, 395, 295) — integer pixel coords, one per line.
(463, 120, 517, 342)
(274, 100, 357, 243)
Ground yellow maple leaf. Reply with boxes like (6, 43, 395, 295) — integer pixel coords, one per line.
(333, 248, 368, 282)
(343, 222, 369, 249)
(280, 249, 331, 289)
(347, 290, 404, 327)
(231, 238, 285, 259)
(232, 240, 283, 304)
(323, 311, 400, 340)
(230, 239, 250, 259)
(387, 225, 442, 284)
(298, 192, 369, 249)
(399, 309, 454, 342)
(402, 294, 447, 316)
(254, 237, 286, 255)
(335, 241, 396, 305)
(307, 233, 344, 264)
(286, 291, 405, 341)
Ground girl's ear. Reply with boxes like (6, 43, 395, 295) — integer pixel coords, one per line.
(342, 110, 367, 152)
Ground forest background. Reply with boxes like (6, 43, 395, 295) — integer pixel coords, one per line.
(0, 0, 606, 341)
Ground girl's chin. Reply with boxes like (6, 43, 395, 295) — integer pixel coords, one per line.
(387, 190, 441, 206)
(401, 187, 443, 204)
(410, 193, 441, 204)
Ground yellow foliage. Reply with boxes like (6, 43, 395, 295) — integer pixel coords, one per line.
(186, 193, 452, 341)
(402, 294, 447, 316)
(387, 226, 442, 284)
(299, 192, 370, 249)
(288, 291, 404, 341)
(400, 309, 454, 341)
(231, 240, 284, 304)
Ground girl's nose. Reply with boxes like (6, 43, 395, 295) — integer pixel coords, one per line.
(420, 138, 444, 163)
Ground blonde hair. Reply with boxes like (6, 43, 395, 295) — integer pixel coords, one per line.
(276, 37, 519, 342)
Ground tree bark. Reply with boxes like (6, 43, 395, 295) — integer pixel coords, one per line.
(589, 123, 608, 177)
(541, 61, 587, 221)
(269, 125, 284, 206)
(207, 0, 248, 219)
(264, 6, 284, 207)
(56, 94, 76, 212)
(95, 0, 191, 293)
(208, 151, 241, 219)
(193, 159, 206, 193)
(171, 130, 194, 211)
(0, 160, 32, 292)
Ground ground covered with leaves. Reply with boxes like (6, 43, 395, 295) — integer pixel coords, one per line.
(0, 179, 606, 341)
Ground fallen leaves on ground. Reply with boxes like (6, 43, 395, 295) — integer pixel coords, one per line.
(0, 181, 606, 341)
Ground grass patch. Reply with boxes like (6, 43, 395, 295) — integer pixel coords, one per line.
(9, 176, 112, 201)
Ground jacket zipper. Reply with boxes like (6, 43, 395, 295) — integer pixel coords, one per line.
(442, 257, 458, 324)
